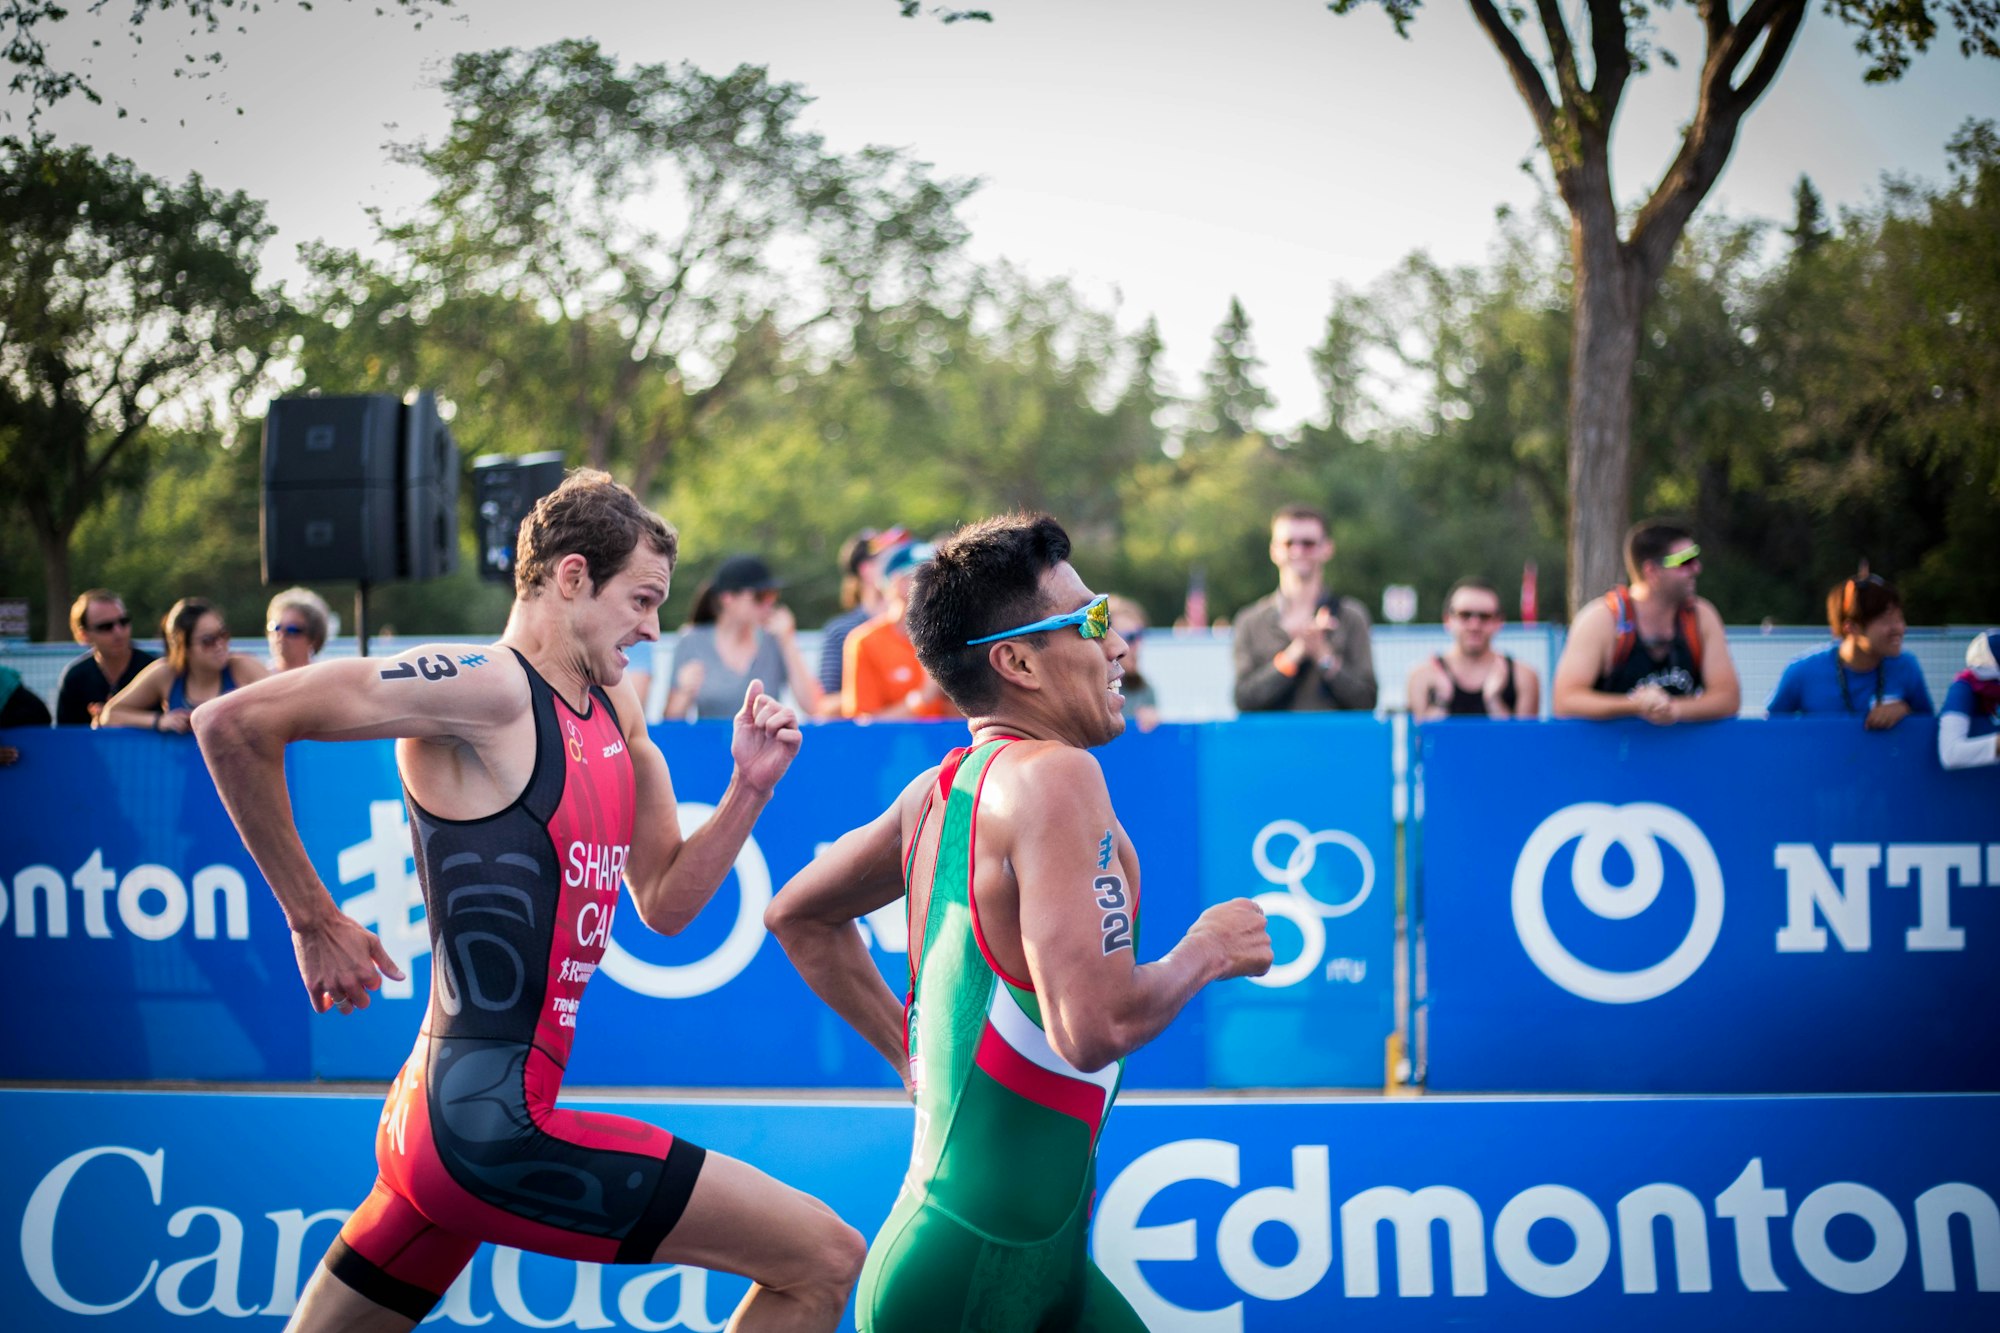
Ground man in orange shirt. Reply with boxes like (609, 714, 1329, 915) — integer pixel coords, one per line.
(842, 542, 958, 720)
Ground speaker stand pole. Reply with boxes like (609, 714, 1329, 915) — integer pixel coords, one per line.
(356, 582, 371, 658)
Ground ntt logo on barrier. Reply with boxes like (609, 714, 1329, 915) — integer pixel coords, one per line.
(1094, 1139, 2000, 1327)
(1510, 801, 1726, 1004)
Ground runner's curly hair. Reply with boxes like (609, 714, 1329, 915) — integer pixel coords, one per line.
(515, 469, 678, 597)
(908, 514, 1072, 715)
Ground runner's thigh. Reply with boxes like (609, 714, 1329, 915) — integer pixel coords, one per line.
(645, 1148, 854, 1287)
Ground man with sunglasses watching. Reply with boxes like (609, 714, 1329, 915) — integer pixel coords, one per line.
(767, 513, 1273, 1332)
(1553, 519, 1741, 723)
(54, 589, 156, 725)
(1232, 503, 1378, 713)
(1408, 578, 1542, 720)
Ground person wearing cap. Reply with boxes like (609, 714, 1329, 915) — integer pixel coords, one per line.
(666, 554, 824, 721)
(841, 542, 958, 720)
(1939, 630, 2000, 770)
(1766, 574, 1933, 728)
(815, 526, 908, 717)
(1553, 518, 1741, 723)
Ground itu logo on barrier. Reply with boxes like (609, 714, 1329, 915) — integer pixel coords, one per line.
(1248, 820, 1375, 989)
(1511, 802, 1725, 1004)
(337, 800, 770, 1001)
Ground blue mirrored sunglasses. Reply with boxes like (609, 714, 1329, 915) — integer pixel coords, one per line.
(967, 594, 1112, 647)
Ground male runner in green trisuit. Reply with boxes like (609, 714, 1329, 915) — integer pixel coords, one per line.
(766, 513, 1273, 1331)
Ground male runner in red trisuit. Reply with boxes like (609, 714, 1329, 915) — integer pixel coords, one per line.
(196, 470, 863, 1332)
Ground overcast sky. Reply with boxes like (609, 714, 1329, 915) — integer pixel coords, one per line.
(16, 0, 1997, 426)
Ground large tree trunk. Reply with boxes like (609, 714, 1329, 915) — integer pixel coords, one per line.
(1565, 194, 1647, 619)
(36, 521, 73, 642)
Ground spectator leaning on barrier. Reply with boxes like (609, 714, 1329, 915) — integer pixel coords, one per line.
(54, 588, 157, 725)
(1407, 577, 1541, 720)
(1939, 629, 2000, 770)
(666, 554, 824, 721)
(98, 598, 269, 734)
(1553, 519, 1740, 724)
(842, 541, 958, 720)
(0, 663, 52, 730)
(815, 525, 908, 717)
(1766, 574, 1933, 728)
(1232, 503, 1377, 712)
(265, 587, 332, 673)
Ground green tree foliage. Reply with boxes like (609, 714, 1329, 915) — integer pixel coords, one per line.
(1319, 0, 1999, 618)
(1190, 296, 1273, 448)
(1755, 119, 2000, 620)
(657, 267, 1150, 626)
(0, 136, 287, 638)
(292, 40, 975, 500)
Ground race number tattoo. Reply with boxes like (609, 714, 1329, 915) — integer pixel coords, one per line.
(1093, 829, 1132, 954)
(379, 653, 464, 682)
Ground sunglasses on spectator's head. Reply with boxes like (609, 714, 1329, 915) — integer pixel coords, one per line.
(968, 594, 1111, 647)
(90, 615, 132, 633)
(1661, 544, 1702, 568)
(1841, 573, 1887, 618)
(268, 623, 308, 637)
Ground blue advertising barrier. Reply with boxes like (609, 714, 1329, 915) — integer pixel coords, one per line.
(1421, 718, 2000, 1093)
(5, 1087, 1995, 1330)
(1196, 716, 1397, 1087)
(0, 721, 1398, 1089)
(0, 733, 307, 1081)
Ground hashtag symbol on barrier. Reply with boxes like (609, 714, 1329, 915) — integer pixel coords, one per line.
(457, 653, 488, 668)
(337, 800, 431, 999)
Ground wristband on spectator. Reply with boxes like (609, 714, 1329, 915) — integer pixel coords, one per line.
(151, 712, 161, 732)
(1272, 651, 1299, 678)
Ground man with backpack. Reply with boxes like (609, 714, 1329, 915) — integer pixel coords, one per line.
(1552, 520, 1741, 723)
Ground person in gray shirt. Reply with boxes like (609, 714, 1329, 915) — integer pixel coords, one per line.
(667, 555, 824, 720)
(1232, 504, 1377, 712)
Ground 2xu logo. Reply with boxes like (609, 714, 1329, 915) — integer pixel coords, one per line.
(1512, 802, 1725, 1003)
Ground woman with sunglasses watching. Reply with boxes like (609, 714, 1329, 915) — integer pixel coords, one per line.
(265, 587, 332, 672)
(98, 598, 269, 734)
(1766, 574, 1933, 729)
(665, 554, 823, 721)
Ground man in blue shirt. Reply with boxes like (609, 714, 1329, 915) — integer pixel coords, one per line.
(1767, 574, 1933, 727)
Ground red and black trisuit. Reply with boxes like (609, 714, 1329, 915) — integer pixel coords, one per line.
(325, 650, 705, 1318)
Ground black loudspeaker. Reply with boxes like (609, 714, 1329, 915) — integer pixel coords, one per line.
(262, 396, 402, 584)
(401, 393, 459, 582)
(472, 452, 567, 583)
(262, 393, 460, 585)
